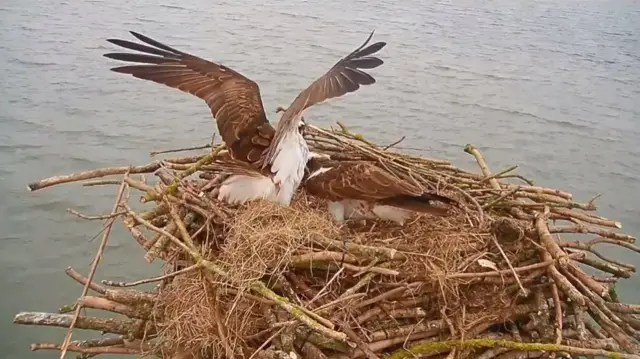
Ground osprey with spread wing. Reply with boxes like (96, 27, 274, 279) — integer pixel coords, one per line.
(103, 31, 386, 206)
(303, 153, 459, 225)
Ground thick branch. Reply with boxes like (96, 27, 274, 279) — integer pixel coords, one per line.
(14, 312, 134, 335)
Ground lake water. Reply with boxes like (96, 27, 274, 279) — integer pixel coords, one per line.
(1, 0, 639, 357)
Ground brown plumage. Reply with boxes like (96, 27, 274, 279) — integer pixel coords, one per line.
(103, 31, 386, 169)
(304, 154, 458, 223)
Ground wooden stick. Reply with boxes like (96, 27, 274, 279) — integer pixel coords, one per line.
(552, 208, 622, 229)
(479, 165, 519, 184)
(482, 187, 520, 210)
(27, 164, 157, 192)
(464, 144, 528, 219)
(551, 283, 563, 347)
(491, 234, 527, 296)
(150, 143, 212, 156)
(66, 208, 126, 220)
(101, 263, 201, 288)
(536, 211, 568, 266)
(78, 296, 148, 319)
(424, 253, 584, 280)
(65, 267, 156, 304)
(14, 312, 133, 335)
(30, 343, 140, 355)
(82, 179, 122, 187)
(59, 175, 128, 359)
(550, 225, 635, 243)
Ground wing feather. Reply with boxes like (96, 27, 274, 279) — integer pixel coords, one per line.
(304, 162, 422, 201)
(264, 31, 386, 166)
(288, 31, 386, 112)
(104, 31, 274, 166)
(305, 161, 458, 216)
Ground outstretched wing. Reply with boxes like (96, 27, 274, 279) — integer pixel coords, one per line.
(104, 31, 274, 166)
(264, 31, 387, 166)
(304, 161, 423, 202)
(287, 31, 386, 115)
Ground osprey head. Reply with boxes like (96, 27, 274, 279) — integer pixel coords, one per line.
(277, 105, 307, 135)
(298, 117, 307, 136)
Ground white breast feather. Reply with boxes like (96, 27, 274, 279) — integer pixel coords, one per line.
(269, 131, 309, 205)
(217, 175, 277, 205)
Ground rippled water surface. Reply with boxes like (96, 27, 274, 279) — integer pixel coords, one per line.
(1, 0, 639, 356)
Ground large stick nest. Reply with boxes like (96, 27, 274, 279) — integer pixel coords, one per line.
(14, 123, 640, 359)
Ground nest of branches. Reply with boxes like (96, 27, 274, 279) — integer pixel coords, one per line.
(14, 123, 640, 359)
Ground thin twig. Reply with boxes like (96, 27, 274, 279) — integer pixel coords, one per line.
(551, 283, 563, 347)
(101, 263, 201, 288)
(82, 179, 122, 187)
(421, 252, 584, 280)
(482, 187, 520, 210)
(479, 165, 519, 184)
(491, 234, 527, 296)
(66, 208, 126, 221)
(383, 136, 406, 150)
(308, 267, 345, 306)
(150, 143, 212, 156)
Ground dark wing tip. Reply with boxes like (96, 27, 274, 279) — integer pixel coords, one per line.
(349, 57, 384, 69)
(359, 30, 375, 47)
(104, 53, 134, 61)
(108, 66, 134, 74)
(106, 38, 135, 48)
(129, 31, 153, 44)
(124, 31, 183, 55)
(353, 41, 386, 59)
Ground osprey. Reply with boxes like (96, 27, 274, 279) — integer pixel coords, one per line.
(204, 119, 309, 205)
(303, 153, 458, 225)
(104, 31, 386, 206)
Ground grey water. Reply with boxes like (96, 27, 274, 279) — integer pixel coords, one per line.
(1, 0, 639, 357)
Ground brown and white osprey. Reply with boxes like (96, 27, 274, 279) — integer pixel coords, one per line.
(104, 31, 386, 206)
(303, 153, 458, 225)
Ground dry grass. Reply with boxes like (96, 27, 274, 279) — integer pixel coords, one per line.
(156, 269, 267, 358)
(214, 196, 340, 287)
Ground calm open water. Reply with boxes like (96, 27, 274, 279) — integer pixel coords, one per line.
(1, 0, 639, 357)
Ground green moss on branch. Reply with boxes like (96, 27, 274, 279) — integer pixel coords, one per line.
(387, 338, 639, 359)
